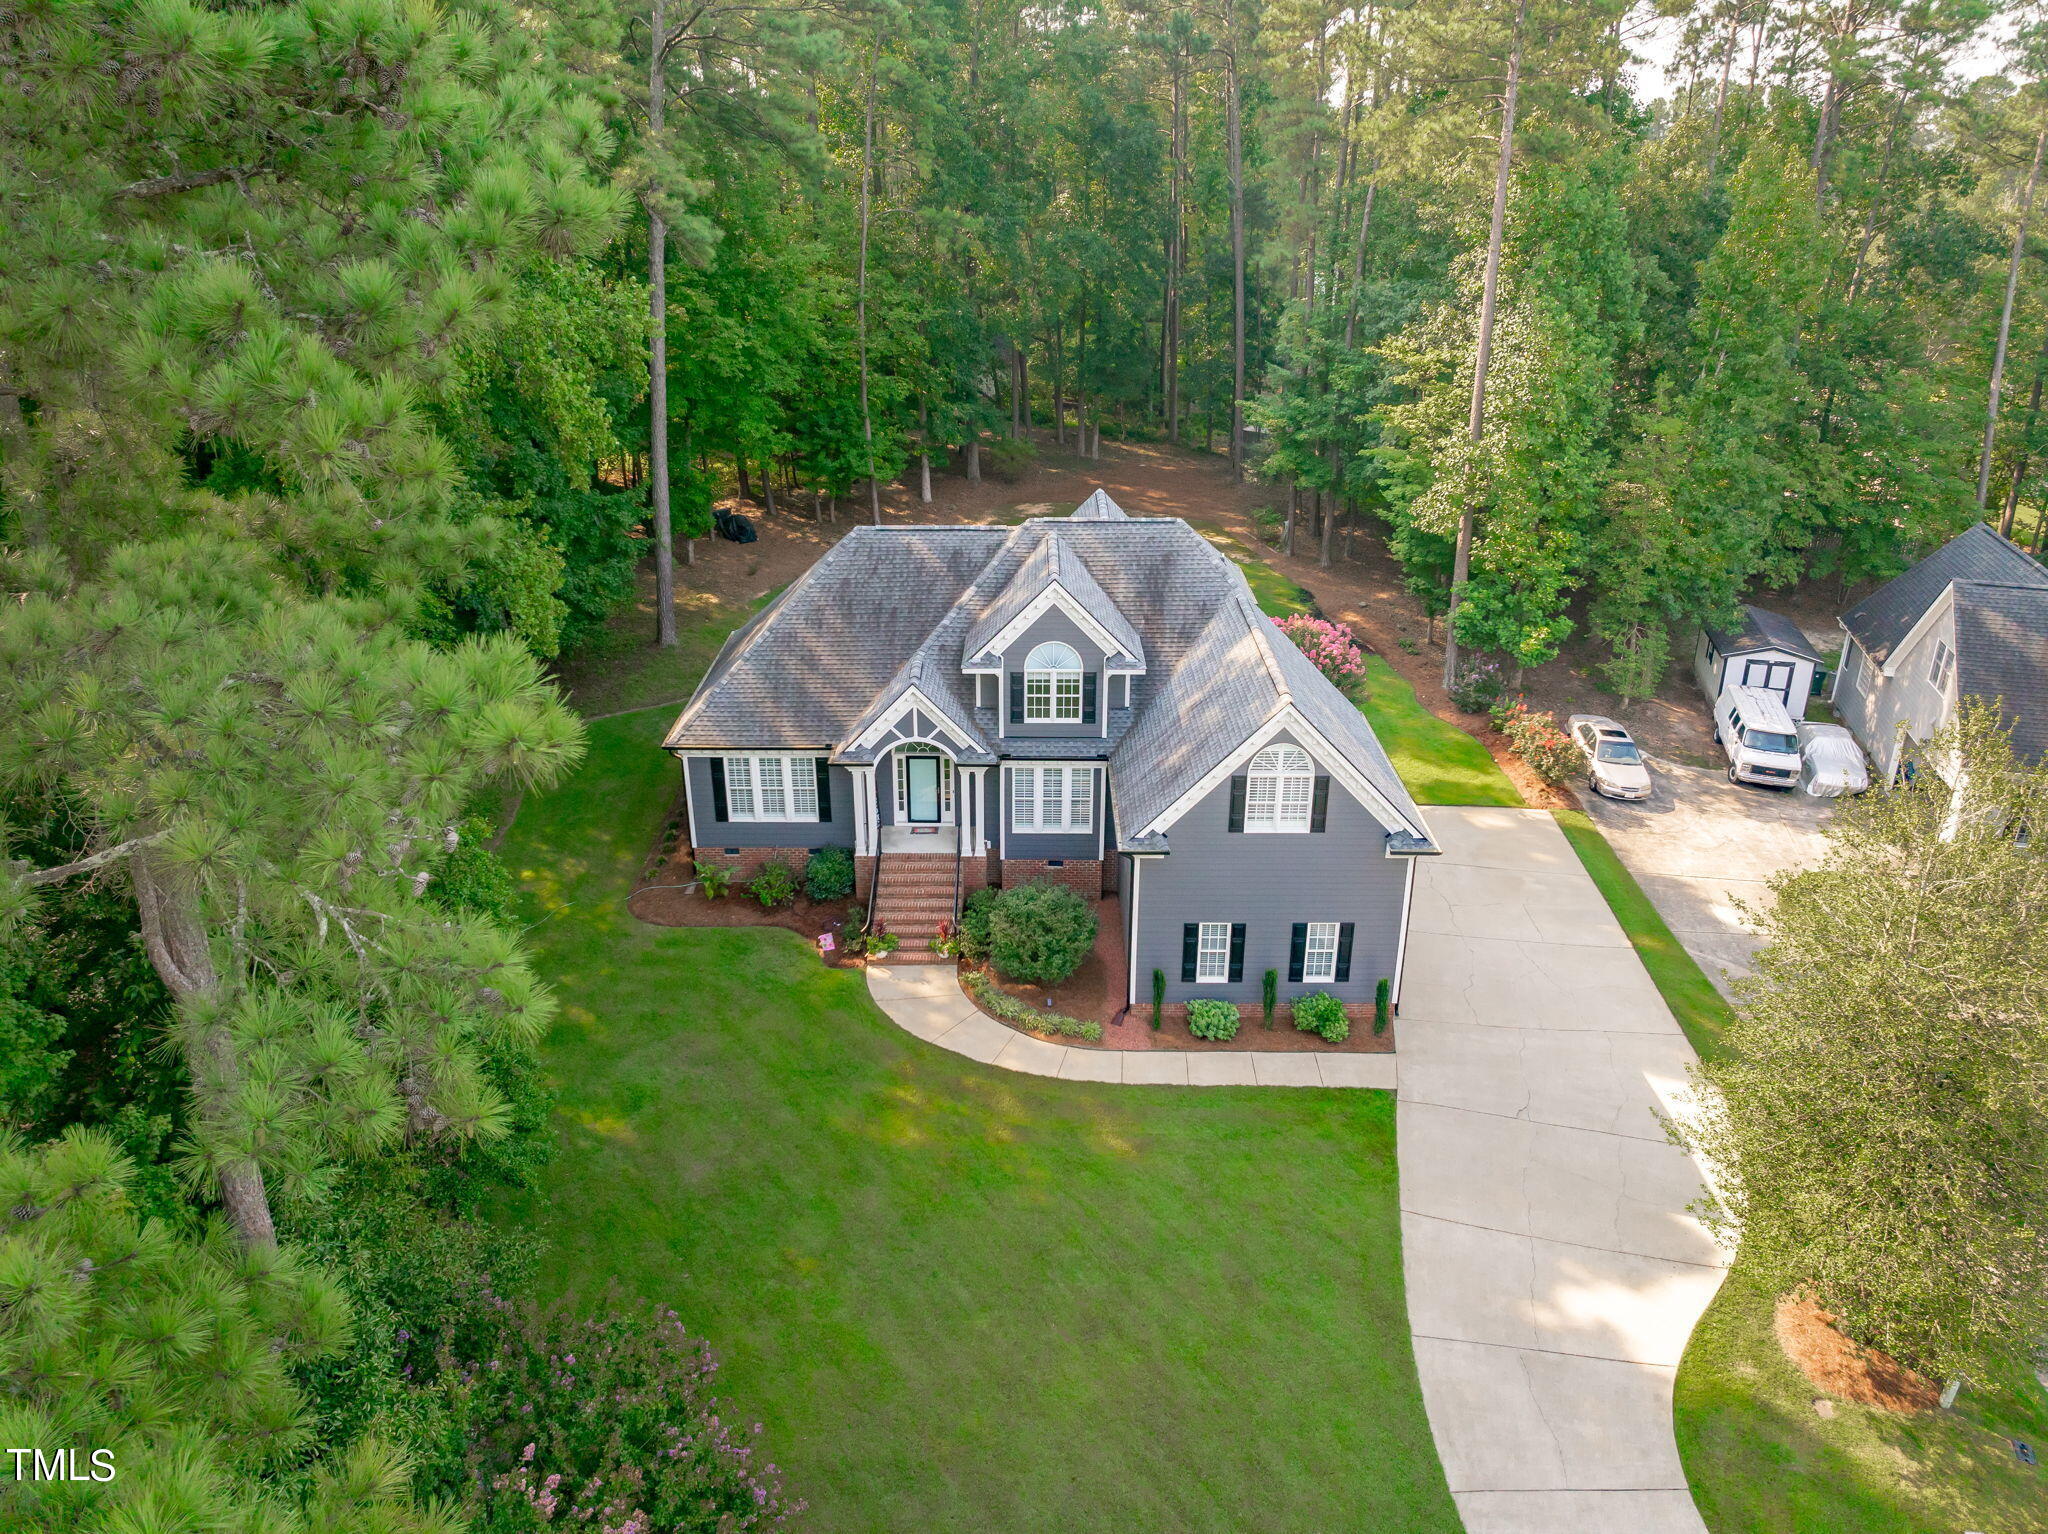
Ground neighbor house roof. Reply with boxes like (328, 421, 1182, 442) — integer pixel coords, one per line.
(1951, 582, 2048, 762)
(1843, 523, 2048, 666)
(664, 497, 1432, 851)
(1705, 604, 1822, 663)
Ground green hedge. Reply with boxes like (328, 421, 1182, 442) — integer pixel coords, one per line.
(1187, 999, 1241, 1041)
(961, 968, 1103, 1042)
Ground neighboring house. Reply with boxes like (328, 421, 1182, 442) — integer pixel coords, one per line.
(1832, 523, 2048, 781)
(1693, 605, 1823, 713)
(662, 490, 1439, 1012)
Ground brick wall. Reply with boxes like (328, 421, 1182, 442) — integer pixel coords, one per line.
(999, 858, 1102, 900)
(688, 846, 807, 883)
(854, 855, 876, 902)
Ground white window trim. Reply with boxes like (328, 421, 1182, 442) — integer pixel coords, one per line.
(1927, 638, 1955, 695)
(1023, 642, 1085, 724)
(1008, 764, 1095, 833)
(1302, 921, 1339, 984)
(1245, 744, 1315, 834)
(1195, 921, 1231, 984)
(723, 753, 819, 823)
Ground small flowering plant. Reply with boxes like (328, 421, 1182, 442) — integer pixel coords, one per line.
(1272, 615, 1366, 687)
(431, 1295, 799, 1532)
(1489, 699, 1580, 785)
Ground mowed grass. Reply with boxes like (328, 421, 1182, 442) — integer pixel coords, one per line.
(1677, 1262, 2048, 1534)
(496, 708, 1461, 1534)
(1351, 656, 1522, 808)
(1552, 807, 1734, 1061)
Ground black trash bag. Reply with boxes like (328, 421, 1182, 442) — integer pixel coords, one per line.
(713, 509, 757, 543)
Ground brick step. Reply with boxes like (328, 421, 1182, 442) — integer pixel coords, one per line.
(877, 868, 957, 887)
(877, 920, 950, 938)
(876, 896, 957, 916)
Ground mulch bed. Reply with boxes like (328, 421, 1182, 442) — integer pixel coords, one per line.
(627, 878, 869, 969)
(1774, 1290, 1940, 1413)
(967, 895, 1395, 1053)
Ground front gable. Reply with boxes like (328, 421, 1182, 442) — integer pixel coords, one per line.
(844, 684, 988, 761)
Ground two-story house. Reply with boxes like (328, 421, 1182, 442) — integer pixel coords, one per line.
(1832, 522, 2048, 781)
(661, 491, 1438, 1014)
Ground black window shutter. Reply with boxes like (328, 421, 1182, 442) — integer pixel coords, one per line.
(1228, 775, 1247, 832)
(1334, 922, 1355, 982)
(1082, 672, 1098, 723)
(1228, 923, 1246, 982)
(1181, 924, 1199, 983)
(1310, 776, 1331, 832)
(709, 759, 729, 822)
(1288, 924, 1307, 983)
(1008, 673, 1024, 723)
(814, 759, 832, 821)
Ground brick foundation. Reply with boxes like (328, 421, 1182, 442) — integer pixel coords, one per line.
(999, 858, 1103, 900)
(688, 846, 809, 882)
(854, 855, 877, 902)
(960, 853, 992, 894)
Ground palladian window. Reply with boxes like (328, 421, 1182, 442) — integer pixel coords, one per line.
(1244, 744, 1315, 832)
(1024, 641, 1084, 722)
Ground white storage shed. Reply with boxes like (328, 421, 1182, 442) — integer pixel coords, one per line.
(1694, 605, 1823, 712)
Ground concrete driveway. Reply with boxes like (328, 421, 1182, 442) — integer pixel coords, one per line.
(1399, 806, 1730, 1534)
(1578, 760, 1833, 998)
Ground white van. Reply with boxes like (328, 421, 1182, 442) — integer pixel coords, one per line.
(1712, 684, 1804, 788)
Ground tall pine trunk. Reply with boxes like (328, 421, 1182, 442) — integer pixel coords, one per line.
(1227, 23, 1246, 482)
(858, 38, 881, 525)
(133, 853, 276, 1248)
(1980, 121, 2048, 511)
(2000, 322, 2048, 536)
(647, 0, 677, 642)
(1443, 0, 1524, 693)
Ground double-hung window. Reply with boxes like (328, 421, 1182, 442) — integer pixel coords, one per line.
(1927, 638, 1956, 695)
(1302, 922, 1340, 984)
(1195, 921, 1232, 984)
(1245, 745, 1315, 832)
(723, 755, 818, 821)
(1010, 765, 1094, 831)
(1024, 642, 1084, 722)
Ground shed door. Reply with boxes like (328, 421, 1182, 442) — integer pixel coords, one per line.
(1740, 658, 1796, 707)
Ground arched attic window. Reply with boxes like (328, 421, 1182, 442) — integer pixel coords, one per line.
(1024, 641, 1083, 722)
(1245, 744, 1316, 832)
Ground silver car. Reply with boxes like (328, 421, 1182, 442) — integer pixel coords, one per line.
(1567, 715, 1653, 800)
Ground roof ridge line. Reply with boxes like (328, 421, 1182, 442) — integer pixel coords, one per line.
(1238, 589, 1293, 703)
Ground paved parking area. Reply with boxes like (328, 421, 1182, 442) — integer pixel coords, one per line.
(1400, 806, 1731, 1534)
(1578, 760, 1833, 998)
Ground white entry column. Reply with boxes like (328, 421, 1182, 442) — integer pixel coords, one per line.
(848, 764, 878, 856)
(959, 766, 987, 856)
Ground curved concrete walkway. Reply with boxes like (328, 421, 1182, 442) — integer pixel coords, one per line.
(1401, 807, 1729, 1534)
(864, 963, 1396, 1087)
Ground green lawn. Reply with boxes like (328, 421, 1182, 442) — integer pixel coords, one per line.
(496, 708, 1461, 1534)
(1352, 656, 1523, 808)
(1552, 806, 1734, 1061)
(1677, 1261, 2048, 1534)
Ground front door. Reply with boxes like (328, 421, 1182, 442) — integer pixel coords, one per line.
(904, 754, 944, 823)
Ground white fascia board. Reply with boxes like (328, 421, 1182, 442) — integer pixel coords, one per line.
(847, 685, 981, 755)
(1135, 706, 1423, 841)
(972, 582, 1146, 673)
(1881, 584, 1955, 678)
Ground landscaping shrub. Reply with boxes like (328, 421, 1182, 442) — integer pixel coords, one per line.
(747, 857, 800, 908)
(804, 845, 855, 902)
(1262, 968, 1278, 1029)
(1292, 991, 1349, 1044)
(961, 968, 1103, 1041)
(1491, 699, 1580, 784)
(1273, 615, 1365, 687)
(1151, 968, 1165, 1031)
(693, 861, 733, 899)
(1374, 978, 1391, 1035)
(957, 886, 998, 962)
(1187, 999, 1241, 1041)
(986, 436, 1037, 482)
(988, 881, 1096, 986)
(1448, 657, 1506, 714)
(420, 1294, 795, 1532)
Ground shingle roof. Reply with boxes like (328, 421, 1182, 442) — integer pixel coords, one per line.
(961, 521, 1147, 669)
(665, 501, 1432, 848)
(1951, 582, 2048, 762)
(1706, 604, 1823, 662)
(1843, 524, 2048, 665)
(1071, 488, 1129, 520)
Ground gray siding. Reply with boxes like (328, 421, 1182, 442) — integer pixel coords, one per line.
(1129, 743, 1408, 1004)
(997, 609, 1107, 740)
(1002, 764, 1103, 859)
(686, 756, 854, 850)
(1838, 612, 1956, 779)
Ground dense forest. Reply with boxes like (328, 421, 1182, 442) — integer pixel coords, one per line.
(5, 0, 2048, 1526)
